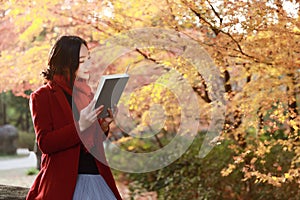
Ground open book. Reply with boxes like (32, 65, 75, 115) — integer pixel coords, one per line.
(93, 65, 130, 118)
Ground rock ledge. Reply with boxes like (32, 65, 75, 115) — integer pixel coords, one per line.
(0, 184, 28, 200)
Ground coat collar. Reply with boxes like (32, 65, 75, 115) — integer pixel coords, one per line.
(47, 81, 75, 123)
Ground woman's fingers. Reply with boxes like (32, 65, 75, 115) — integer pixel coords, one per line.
(86, 106, 104, 121)
(87, 105, 103, 117)
(91, 115, 98, 123)
(79, 103, 105, 131)
(102, 108, 114, 125)
(87, 99, 96, 110)
(107, 108, 113, 118)
(96, 105, 104, 116)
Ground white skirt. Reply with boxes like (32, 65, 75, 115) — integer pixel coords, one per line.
(73, 174, 117, 200)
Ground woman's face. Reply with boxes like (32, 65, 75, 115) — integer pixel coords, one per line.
(76, 44, 90, 80)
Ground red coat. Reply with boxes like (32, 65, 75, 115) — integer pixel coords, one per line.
(26, 81, 122, 200)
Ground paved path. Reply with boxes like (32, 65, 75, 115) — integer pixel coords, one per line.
(0, 152, 37, 170)
(0, 149, 37, 188)
(0, 167, 36, 188)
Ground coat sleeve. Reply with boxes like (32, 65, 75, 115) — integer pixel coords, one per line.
(29, 90, 81, 154)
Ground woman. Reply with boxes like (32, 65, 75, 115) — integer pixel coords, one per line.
(26, 36, 122, 200)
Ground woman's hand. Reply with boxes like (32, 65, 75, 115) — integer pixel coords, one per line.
(78, 99, 104, 132)
(100, 106, 118, 133)
(100, 108, 113, 132)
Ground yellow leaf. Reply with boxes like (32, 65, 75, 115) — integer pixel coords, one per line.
(19, 18, 44, 43)
(128, 145, 135, 150)
(284, 173, 290, 179)
(117, 137, 132, 143)
(293, 26, 300, 33)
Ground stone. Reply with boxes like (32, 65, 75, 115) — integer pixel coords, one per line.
(0, 184, 28, 200)
(0, 124, 18, 154)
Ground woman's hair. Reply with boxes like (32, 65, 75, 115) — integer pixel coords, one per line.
(42, 35, 88, 85)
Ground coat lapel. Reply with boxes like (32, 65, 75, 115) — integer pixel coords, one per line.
(48, 82, 74, 123)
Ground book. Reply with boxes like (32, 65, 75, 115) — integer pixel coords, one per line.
(93, 66, 130, 118)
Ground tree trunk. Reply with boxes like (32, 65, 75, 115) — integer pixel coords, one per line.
(3, 101, 7, 125)
(26, 110, 30, 132)
(287, 72, 299, 133)
(0, 93, 3, 125)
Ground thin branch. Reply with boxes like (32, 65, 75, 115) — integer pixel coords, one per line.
(135, 48, 159, 64)
(152, 130, 163, 148)
(48, 8, 113, 36)
(181, 0, 273, 65)
(165, 0, 179, 31)
(136, 47, 212, 103)
(187, 4, 221, 36)
(207, 0, 223, 25)
(193, 73, 212, 103)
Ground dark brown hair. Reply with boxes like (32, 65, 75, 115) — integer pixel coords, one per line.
(42, 35, 88, 86)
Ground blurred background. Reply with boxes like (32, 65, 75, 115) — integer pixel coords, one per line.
(0, 0, 300, 199)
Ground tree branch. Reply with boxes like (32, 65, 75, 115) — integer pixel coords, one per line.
(206, 0, 223, 25)
(181, 0, 273, 66)
(165, 0, 179, 31)
(185, 2, 221, 36)
(48, 8, 113, 36)
(135, 48, 159, 64)
(136, 48, 212, 103)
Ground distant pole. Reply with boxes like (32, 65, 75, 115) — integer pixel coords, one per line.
(0, 92, 2, 125)
(0, 92, 7, 125)
(3, 93, 7, 125)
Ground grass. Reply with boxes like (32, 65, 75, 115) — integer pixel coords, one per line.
(26, 168, 39, 176)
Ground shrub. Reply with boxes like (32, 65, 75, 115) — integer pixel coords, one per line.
(125, 133, 300, 199)
(17, 131, 35, 151)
